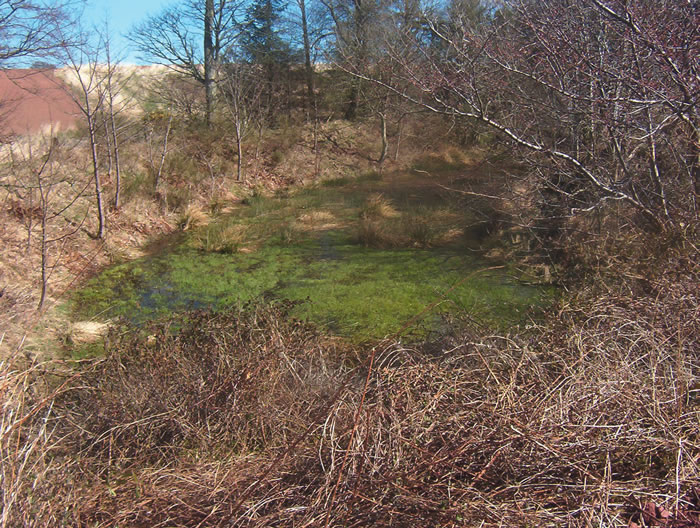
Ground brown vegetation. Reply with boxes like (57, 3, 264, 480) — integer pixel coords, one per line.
(0, 0, 697, 523)
(1, 243, 698, 526)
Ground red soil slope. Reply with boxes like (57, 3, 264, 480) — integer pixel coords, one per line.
(0, 69, 81, 138)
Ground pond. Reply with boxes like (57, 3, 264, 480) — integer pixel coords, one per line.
(72, 168, 554, 342)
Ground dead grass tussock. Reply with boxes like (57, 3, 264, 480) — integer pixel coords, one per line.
(357, 212, 449, 249)
(357, 217, 394, 248)
(297, 210, 335, 224)
(69, 321, 111, 344)
(178, 204, 210, 231)
(296, 210, 341, 231)
(191, 222, 248, 253)
(439, 226, 465, 244)
(357, 196, 465, 248)
(361, 193, 400, 220)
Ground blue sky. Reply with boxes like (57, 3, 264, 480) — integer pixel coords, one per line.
(83, 0, 173, 63)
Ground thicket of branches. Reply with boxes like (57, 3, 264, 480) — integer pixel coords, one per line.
(347, 0, 698, 232)
(2, 267, 698, 526)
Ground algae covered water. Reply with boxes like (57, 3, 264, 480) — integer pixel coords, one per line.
(72, 169, 554, 341)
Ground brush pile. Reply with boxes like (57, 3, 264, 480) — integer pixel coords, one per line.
(1, 257, 698, 526)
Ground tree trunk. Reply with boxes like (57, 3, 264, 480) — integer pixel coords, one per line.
(38, 213, 47, 310)
(89, 118, 105, 239)
(313, 98, 321, 179)
(111, 114, 121, 210)
(378, 112, 388, 165)
(204, 0, 215, 127)
(299, 0, 315, 113)
(37, 178, 47, 310)
(345, 80, 359, 121)
(155, 115, 173, 191)
(103, 117, 113, 185)
(26, 187, 33, 253)
(106, 87, 122, 210)
(236, 125, 244, 181)
(394, 114, 404, 162)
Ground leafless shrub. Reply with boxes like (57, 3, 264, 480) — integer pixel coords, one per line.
(3, 256, 698, 526)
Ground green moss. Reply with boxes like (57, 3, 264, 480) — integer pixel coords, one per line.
(71, 262, 148, 317)
(68, 341, 105, 360)
(71, 166, 555, 341)
(73, 238, 552, 342)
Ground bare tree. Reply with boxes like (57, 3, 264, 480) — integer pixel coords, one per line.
(60, 28, 120, 239)
(297, 0, 315, 109)
(321, 0, 389, 120)
(360, 0, 698, 230)
(0, 0, 75, 66)
(4, 137, 88, 309)
(99, 30, 133, 211)
(290, 0, 331, 176)
(128, 0, 244, 126)
(204, 0, 215, 126)
(220, 63, 264, 181)
(145, 110, 174, 193)
(290, 0, 330, 112)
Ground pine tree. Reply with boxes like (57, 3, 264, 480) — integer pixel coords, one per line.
(241, 0, 295, 70)
(240, 0, 299, 120)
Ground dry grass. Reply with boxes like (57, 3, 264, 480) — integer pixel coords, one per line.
(297, 210, 337, 229)
(357, 211, 445, 249)
(0, 352, 82, 527)
(357, 194, 405, 248)
(191, 222, 247, 253)
(356, 195, 466, 249)
(1, 252, 697, 527)
(178, 204, 211, 231)
(360, 193, 400, 220)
